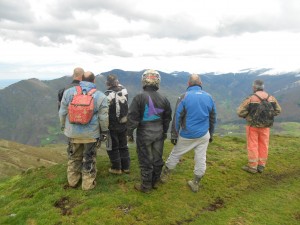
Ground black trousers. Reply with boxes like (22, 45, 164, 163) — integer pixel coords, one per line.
(106, 128, 130, 171)
(136, 135, 164, 189)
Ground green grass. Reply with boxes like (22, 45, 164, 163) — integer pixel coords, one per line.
(0, 136, 300, 225)
(40, 126, 62, 146)
(218, 122, 300, 137)
(276, 122, 300, 136)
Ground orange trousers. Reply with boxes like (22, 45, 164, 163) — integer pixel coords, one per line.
(246, 126, 270, 168)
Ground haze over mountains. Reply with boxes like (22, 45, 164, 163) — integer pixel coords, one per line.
(0, 68, 299, 146)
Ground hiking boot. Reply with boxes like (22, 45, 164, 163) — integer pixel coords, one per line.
(152, 179, 162, 189)
(257, 165, 265, 173)
(134, 183, 151, 193)
(187, 176, 202, 193)
(108, 168, 122, 175)
(242, 165, 257, 174)
(63, 183, 78, 190)
(160, 167, 171, 183)
(122, 169, 130, 174)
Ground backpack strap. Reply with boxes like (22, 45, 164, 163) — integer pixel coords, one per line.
(253, 93, 269, 101)
(75, 86, 82, 95)
(87, 88, 97, 96)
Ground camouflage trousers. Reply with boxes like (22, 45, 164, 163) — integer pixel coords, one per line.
(67, 142, 97, 190)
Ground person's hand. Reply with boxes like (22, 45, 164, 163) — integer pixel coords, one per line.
(171, 138, 177, 145)
(100, 134, 107, 141)
(209, 132, 213, 143)
(163, 133, 168, 140)
(127, 135, 134, 143)
(100, 130, 109, 141)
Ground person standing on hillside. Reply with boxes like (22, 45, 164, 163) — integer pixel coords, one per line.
(104, 74, 130, 175)
(57, 67, 84, 110)
(160, 74, 217, 193)
(237, 79, 281, 174)
(127, 69, 172, 193)
(59, 71, 109, 190)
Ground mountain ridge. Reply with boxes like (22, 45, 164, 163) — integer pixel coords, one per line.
(0, 69, 299, 145)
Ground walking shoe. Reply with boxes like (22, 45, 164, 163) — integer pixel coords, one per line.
(257, 165, 265, 173)
(134, 183, 151, 193)
(122, 169, 130, 174)
(63, 183, 78, 190)
(187, 180, 200, 193)
(160, 167, 171, 183)
(152, 179, 162, 189)
(242, 165, 257, 174)
(108, 168, 122, 175)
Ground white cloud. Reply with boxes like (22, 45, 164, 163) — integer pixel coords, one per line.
(0, 0, 300, 79)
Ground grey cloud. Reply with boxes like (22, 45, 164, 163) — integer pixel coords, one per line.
(148, 16, 212, 40)
(106, 46, 133, 57)
(0, 17, 99, 45)
(78, 42, 104, 55)
(217, 1, 300, 36)
(0, 0, 33, 22)
(78, 39, 132, 57)
(142, 48, 216, 58)
(49, 0, 159, 23)
(217, 16, 300, 36)
(1, 0, 300, 55)
(180, 49, 216, 57)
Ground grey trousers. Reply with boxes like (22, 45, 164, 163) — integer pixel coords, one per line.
(165, 132, 210, 177)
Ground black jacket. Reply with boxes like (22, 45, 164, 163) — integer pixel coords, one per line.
(105, 85, 128, 130)
(127, 86, 172, 141)
(57, 80, 80, 111)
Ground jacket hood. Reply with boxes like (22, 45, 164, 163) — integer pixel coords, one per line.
(79, 81, 96, 92)
(187, 85, 202, 91)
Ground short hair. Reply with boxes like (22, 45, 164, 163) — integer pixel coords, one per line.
(73, 67, 84, 79)
(253, 79, 264, 91)
(188, 74, 201, 86)
(106, 74, 119, 87)
(83, 71, 95, 82)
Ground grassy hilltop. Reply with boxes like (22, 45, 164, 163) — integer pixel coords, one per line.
(0, 135, 300, 225)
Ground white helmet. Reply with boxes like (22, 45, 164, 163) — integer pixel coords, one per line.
(141, 69, 161, 89)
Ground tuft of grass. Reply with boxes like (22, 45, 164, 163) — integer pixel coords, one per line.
(0, 136, 300, 224)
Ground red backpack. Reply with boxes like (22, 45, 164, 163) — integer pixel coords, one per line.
(68, 86, 97, 124)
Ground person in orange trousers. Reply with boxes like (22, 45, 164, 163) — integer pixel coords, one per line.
(237, 80, 281, 173)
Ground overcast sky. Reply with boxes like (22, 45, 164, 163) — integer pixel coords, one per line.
(1, 0, 300, 80)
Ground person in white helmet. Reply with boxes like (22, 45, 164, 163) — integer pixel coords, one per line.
(127, 69, 172, 193)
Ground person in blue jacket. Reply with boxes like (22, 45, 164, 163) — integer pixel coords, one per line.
(161, 73, 217, 192)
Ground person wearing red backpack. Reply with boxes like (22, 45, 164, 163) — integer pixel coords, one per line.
(57, 67, 83, 111)
(59, 71, 109, 190)
(237, 80, 281, 174)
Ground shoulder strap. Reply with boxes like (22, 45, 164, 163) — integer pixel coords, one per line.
(87, 88, 96, 96)
(253, 93, 270, 102)
(104, 90, 113, 96)
(75, 86, 82, 95)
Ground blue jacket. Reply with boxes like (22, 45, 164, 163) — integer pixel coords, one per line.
(175, 85, 216, 139)
(59, 81, 109, 139)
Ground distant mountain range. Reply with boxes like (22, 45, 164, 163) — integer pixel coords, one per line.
(0, 68, 299, 146)
(0, 79, 21, 89)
